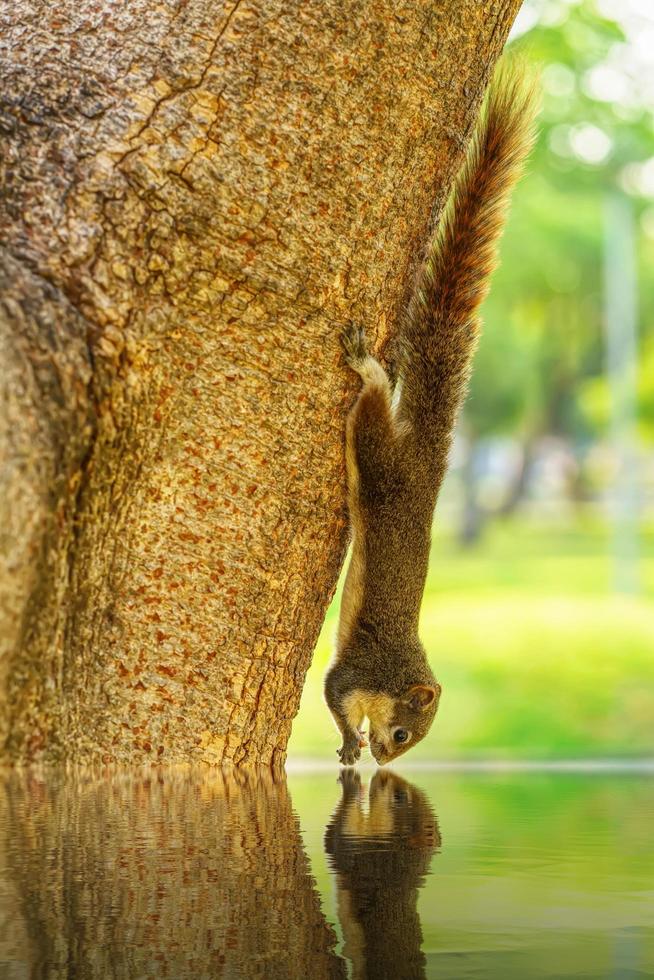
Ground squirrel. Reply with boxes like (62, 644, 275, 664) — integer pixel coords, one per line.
(324, 769, 439, 979)
(325, 65, 537, 766)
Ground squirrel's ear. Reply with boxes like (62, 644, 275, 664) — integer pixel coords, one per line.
(404, 684, 440, 711)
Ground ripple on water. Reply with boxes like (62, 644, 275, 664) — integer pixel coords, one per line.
(0, 766, 652, 978)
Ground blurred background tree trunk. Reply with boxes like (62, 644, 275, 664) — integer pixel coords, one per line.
(0, 0, 522, 765)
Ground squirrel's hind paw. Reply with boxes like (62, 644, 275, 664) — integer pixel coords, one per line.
(341, 322, 368, 368)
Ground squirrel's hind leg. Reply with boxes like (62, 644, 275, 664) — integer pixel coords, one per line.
(342, 322, 390, 390)
(342, 324, 396, 493)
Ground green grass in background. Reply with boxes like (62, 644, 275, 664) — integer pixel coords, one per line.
(289, 518, 654, 761)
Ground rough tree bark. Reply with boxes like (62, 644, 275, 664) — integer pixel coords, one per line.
(0, 0, 522, 765)
(1, 769, 346, 976)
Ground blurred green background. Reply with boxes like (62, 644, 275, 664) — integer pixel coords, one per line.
(289, 0, 654, 762)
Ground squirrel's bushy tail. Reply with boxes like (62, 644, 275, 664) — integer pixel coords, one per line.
(399, 62, 538, 467)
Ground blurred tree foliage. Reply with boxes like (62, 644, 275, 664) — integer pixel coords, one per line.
(469, 0, 654, 446)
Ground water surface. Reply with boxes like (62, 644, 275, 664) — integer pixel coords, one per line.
(0, 766, 652, 978)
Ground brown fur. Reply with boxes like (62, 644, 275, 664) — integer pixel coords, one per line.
(325, 65, 538, 766)
(325, 770, 440, 979)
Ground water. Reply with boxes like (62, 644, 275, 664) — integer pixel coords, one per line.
(0, 766, 652, 978)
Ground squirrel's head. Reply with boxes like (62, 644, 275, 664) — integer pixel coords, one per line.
(369, 683, 441, 765)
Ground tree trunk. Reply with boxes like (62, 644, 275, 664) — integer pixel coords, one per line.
(0, 0, 522, 765)
(1, 768, 346, 977)
(498, 437, 534, 518)
(459, 433, 486, 547)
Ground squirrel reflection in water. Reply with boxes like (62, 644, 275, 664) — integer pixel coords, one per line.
(325, 770, 440, 980)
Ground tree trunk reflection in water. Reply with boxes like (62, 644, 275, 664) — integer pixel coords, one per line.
(325, 770, 440, 980)
(1, 768, 345, 978)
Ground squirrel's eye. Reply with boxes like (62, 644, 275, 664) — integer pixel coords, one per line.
(393, 729, 409, 744)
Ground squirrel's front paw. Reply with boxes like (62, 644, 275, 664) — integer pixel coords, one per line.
(341, 322, 368, 369)
(337, 733, 361, 767)
(338, 769, 362, 795)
